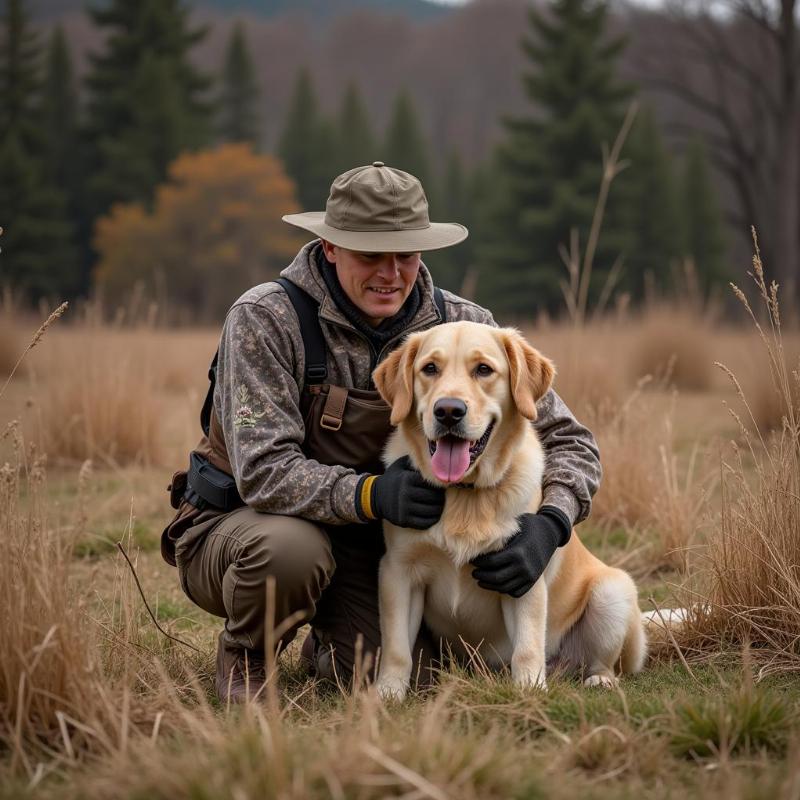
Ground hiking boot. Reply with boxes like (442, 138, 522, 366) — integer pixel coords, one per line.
(215, 631, 267, 704)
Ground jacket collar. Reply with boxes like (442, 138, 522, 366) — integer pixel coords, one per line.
(280, 239, 442, 341)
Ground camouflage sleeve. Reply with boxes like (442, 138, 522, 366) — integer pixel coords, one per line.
(216, 298, 362, 525)
(444, 291, 601, 526)
(533, 389, 602, 527)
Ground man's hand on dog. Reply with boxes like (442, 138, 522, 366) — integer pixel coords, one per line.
(471, 507, 572, 597)
(364, 456, 446, 529)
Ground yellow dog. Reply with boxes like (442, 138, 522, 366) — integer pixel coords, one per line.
(372, 321, 646, 700)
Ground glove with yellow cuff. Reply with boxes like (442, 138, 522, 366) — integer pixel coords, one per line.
(356, 456, 446, 529)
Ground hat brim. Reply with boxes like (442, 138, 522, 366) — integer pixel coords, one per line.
(282, 212, 468, 252)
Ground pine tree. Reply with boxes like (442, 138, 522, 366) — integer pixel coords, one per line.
(334, 81, 377, 172)
(277, 67, 336, 211)
(619, 107, 683, 300)
(0, 0, 78, 303)
(41, 25, 90, 293)
(426, 149, 474, 292)
(682, 136, 727, 292)
(383, 89, 436, 208)
(476, 0, 633, 317)
(42, 26, 77, 184)
(218, 21, 261, 148)
(84, 0, 212, 216)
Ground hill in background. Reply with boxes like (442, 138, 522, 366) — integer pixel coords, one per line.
(29, 0, 454, 21)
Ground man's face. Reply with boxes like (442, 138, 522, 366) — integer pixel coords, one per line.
(321, 240, 421, 327)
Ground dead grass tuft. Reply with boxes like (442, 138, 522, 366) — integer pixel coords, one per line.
(588, 383, 708, 573)
(30, 314, 164, 466)
(676, 233, 800, 672)
(0, 308, 22, 378)
(629, 305, 715, 391)
(746, 341, 800, 433)
(564, 719, 668, 781)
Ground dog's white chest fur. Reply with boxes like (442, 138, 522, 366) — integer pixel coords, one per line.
(381, 424, 547, 666)
(385, 526, 520, 665)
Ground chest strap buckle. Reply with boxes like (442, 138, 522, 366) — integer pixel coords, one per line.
(320, 385, 348, 431)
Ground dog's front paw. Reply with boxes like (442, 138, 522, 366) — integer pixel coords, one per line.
(584, 673, 618, 689)
(376, 676, 409, 702)
(512, 666, 547, 692)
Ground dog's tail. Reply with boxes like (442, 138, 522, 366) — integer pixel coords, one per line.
(619, 610, 648, 674)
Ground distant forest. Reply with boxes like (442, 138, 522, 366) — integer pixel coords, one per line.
(6, 0, 795, 318)
(40, 1, 744, 240)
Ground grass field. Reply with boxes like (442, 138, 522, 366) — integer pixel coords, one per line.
(2, 264, 799, 798)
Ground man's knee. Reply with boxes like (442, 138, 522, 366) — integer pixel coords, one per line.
(228, 510, 335, 601)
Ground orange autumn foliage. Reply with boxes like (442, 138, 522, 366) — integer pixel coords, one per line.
(94, 144, 305, 321)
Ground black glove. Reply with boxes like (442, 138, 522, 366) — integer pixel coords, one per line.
(471, 506, 572, 598)
(356, 456, 445, 529)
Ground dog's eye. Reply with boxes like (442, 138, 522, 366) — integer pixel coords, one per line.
(476, 363, 494, 377)
(422, 362, 438, 376)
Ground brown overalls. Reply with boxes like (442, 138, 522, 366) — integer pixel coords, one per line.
(161, 284, 440, 685)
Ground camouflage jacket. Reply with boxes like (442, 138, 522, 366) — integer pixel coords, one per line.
(214, 240, 601, 527)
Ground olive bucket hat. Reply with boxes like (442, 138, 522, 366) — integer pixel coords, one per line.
(282, 162, 468, 252)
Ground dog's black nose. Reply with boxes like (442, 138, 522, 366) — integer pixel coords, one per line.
(433, 397, 467, 427)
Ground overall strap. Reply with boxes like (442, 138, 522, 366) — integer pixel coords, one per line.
(200, 351, 218, 437)
(275, 277, 328, 385)
(433, 286, 447, 323)
(200, 278, 328, 437)
(200, 281, 445, 436)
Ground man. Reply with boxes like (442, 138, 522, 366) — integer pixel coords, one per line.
(161, 162, 601, 703)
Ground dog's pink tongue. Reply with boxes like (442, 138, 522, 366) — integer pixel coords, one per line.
(431, 437, 471, 484)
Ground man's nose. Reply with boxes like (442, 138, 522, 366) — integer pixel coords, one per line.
(376, 257, 401, 279)
(433, 397, 467, 428)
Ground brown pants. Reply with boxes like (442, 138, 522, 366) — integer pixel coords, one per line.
(175, 507, 437, 685)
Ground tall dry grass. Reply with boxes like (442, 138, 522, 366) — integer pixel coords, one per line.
(0, 422, 98, 770)
(0, 295, 23, 377)
(28, 310, 164, 466)
(0, 310, 201, 781)
(677, 236, 800, 673)
(587, 381, 708, 573)
(628, 305, 715, 391)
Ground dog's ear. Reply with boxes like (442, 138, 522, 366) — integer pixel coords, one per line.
(501, 329, 555, 420)
(373, 335, 421, 425)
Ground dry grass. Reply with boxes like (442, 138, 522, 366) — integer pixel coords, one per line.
(2, 262, 800, 797)
(675, 236, 800, 673)
(0, 311, 22, 378)
(746, 340, 800, 432)
(0, 423, 97, 768)
(628, 306, 715, 391)
(21, 312, 216, 468)
(526, 321, 628, 421)
(584, 382, 709, 574)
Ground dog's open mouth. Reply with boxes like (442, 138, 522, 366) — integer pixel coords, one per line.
(427, 420, 495, 484)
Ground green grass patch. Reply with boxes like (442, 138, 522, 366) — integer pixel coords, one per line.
(669, 680, 793, 759)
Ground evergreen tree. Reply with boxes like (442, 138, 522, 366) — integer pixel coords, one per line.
(682, 136, 727, 291)
(0, 0, 78, 303)
(476, 0, 633, 317)
(218, 21, 261, 148)
(426, 149, 474, 292)
(84, 0, 211, 216)
(335, 81, 377, 172)
(383, 89, 436, 209)
(277, 67, 336, 211)
(619, 107, 683, 299)
(42, 26, 77, 184)
(42, 25, 89, 293)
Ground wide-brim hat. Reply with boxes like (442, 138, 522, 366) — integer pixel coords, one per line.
(282, 162, 468, 252)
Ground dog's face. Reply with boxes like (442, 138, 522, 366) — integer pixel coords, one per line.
(374, 321, 554, 485)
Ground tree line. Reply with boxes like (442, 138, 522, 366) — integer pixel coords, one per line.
(1, 0, 729, 320)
